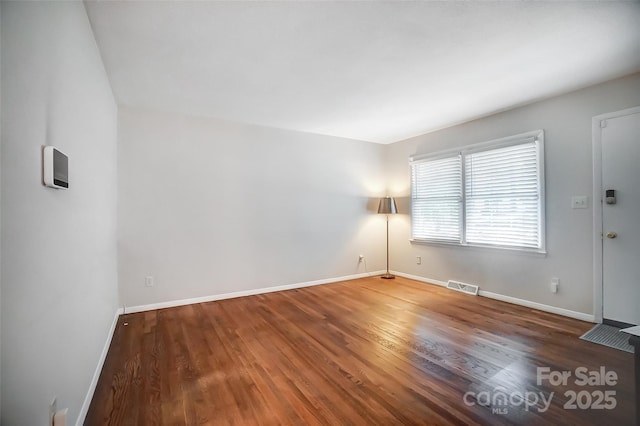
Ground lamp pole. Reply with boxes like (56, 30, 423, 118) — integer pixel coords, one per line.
(385, 214, 392, 277)
(378, 196, 397, 280)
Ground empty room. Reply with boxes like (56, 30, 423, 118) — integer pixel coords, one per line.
(1, 1, 640, 425)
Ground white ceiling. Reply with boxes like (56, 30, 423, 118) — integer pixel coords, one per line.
(85, 1, 640, 144)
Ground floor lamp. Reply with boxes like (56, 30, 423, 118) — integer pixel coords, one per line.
(378, 196, 397, 279)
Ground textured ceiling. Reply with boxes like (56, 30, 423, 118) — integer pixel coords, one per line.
(85, 1, 640, 144)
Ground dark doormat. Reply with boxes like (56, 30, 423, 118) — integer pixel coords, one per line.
(580, 324, 634, 353)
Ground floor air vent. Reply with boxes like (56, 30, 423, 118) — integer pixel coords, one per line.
(446, 280, 479, 296)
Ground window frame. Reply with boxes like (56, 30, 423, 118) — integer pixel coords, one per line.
(409, 130, 546, 254)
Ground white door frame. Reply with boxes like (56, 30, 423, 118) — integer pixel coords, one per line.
(592, 105, 640, 324)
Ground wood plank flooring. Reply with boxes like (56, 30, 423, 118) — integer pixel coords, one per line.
(85, 277, 635, 425)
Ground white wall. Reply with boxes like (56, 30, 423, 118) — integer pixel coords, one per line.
(0, 2, 118, 425)
(386, 73, 640, 316)
(118, 107, 387, 308)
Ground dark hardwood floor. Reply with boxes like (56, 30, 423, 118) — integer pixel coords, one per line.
(85, 277, 635, 425)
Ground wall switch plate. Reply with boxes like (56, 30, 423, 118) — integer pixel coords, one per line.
(416, 256, 422, 265)
(145, 276, 154, 287)
(551, 277, 559, 293)
(571, 196, 588, 209)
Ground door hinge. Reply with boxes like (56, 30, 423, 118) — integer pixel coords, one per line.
(600, 120, 607, 128)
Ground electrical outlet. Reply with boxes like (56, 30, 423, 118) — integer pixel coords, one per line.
(145, 276, 154, 287)
(358, 255, 365, 263)
(49, 397, 57, 425)
(551, 277, 559, 293)
(416, 256, 422, 265)
(53, 408, 68, 426)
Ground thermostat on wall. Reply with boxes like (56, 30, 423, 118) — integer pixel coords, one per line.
(43, 146, 69, 189)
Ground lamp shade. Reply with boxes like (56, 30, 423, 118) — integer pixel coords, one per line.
(378, 196, 398, 214)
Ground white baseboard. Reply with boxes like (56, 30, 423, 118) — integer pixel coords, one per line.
(392, 271, 595, 323)
(393, 271, 448, 287)
(76, 307, 123, 426)
(477, 290, 595, 322)
(125, 271, 386, 314)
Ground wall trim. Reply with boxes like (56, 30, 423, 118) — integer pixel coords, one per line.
(477, 290, 595, 323)
(393, 271, 448, 287)
(591, 105, 640, 325)
(76, 307, 123, 426)
(125, 271, 386, 314)
(392, 271, 595, 323)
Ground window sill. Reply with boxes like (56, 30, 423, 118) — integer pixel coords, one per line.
(409, 239, 547, 257)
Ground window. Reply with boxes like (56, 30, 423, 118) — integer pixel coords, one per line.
(410, 130, 545, 252)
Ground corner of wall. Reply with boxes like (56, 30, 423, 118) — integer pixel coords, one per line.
(0, 2, 118, 424)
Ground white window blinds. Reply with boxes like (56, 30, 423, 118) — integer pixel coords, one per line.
(465, 141, 541, 248)
(411, 156, 462, 242)
(410, 131, 544, 252)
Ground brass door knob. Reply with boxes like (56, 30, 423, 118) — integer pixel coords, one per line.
(606, 231, 618, 239)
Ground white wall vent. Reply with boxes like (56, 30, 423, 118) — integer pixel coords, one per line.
(446, 280, 479, 296)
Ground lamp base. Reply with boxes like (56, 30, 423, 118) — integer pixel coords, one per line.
(380, 273, 395, 280)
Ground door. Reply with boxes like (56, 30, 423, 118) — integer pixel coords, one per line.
(601, 109, 640, 325)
